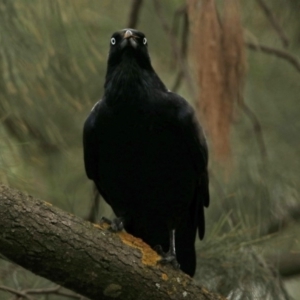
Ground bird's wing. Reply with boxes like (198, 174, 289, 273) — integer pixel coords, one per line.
(168, 92, 210, 239)
(181, 110, 209, 206)
(83, 100, 101, 181)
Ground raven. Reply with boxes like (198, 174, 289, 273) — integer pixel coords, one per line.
(83, 29, 209, 277)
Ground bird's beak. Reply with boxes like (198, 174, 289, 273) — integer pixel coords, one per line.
(121, 29, 137, 49)
(124, 30, 133, 39)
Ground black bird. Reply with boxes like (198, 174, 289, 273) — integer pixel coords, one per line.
(83, 29, 209, 277)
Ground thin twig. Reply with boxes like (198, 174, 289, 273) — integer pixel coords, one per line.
(46, 290, 85, 299)
(127, 0, 144, 29)
(170, 4, 187, 60)
(179, 6, 189, 58)
(24, 286, 60, 295)
(0, 285, 34, 300)
(0, 284, 85, 300)
(25, 286, 86, 299)
(256, 0, 289, 48)
(153, 0, 196, 99)
(171, 70, 183, 92)
(246, 40, 298, 160)
(0, 263, 19, 282)
(263, 204, 300, 235)
(171, 4, 187, 37)
(170, 5, 189, 92)
(246, 42, 300, 73)
(238, 99, 268, 160)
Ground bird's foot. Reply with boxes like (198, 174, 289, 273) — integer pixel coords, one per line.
(154, 245, 180, 270)
(100, 217, 124, 232)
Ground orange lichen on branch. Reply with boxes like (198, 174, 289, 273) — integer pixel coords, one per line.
(92, 222, 111, 230)
(117, 230, 161, 266)
(92, 221, 160, 266)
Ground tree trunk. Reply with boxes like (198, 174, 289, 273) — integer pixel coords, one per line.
(0, 184, 225, 300)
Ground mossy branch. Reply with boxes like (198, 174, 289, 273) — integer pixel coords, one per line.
(0, 184, 224, 300)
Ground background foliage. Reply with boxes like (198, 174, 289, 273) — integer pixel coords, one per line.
(0, 0, 299, 299)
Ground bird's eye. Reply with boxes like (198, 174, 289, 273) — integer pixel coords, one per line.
(111, 37, 116, 45)
(143, 37, 147, 45)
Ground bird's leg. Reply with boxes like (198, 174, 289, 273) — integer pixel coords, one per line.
(155, 229, 180, 270)
(100, 216, 124, 232)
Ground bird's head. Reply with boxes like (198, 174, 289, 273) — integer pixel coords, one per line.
(107, 29, 152, 70)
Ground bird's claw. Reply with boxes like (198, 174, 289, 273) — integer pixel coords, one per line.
(100, 217, 124, 232)
(154, 245, 180, 270)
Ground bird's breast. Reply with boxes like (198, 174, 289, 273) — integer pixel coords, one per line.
(95, 106, 195, 203)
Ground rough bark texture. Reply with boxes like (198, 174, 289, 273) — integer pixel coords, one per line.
(0, 185, 225, 300)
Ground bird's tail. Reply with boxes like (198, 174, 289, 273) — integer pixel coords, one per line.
(176, 217, 197, 277)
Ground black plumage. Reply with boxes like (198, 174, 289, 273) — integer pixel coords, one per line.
(83, 29, 209, 277)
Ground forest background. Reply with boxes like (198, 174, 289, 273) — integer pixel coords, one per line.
(0, 0, 300, 299)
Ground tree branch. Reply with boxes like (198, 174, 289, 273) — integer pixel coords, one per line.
(0, 285, 84, 300)
(0, 285, 35, 300)
(23, 286, 85, 299)
(170, 4, 189, 93)
(153, 0, 196, 99)
(246, 42, 300, 73)
(267, 253, 300, 278)
(127, 0, 144, 29)
(238, 99, 268, 159)
(0, 184, 224, 300)
(256, 0, 289, 48)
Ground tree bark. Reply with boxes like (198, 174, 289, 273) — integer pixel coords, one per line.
(0, 184, 224, 300)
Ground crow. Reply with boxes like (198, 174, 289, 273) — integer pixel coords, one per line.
(83, 29, 209, 277)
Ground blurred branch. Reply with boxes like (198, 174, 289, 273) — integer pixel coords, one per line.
(24, 286, 85, 299)
(171, 72, 184, 92)
(263, 204, 300, 235)
(2, 116, 59, 153)
(249, 250, 290, 300)
(0, 285, 84, 300)
(0, 285, 34, 300)
(170, 4, 188, 61)
(170, 4, 189, 93)
(0, 185, 224, 300)
(256, 0, 289, 48)
(238, 100, 268, 159)
(127, 0, 144, 29)
(152, 0, 196, 99)
(171, 4, 187, 39)
(267, 253, 300, 278)
(211, 246, 292, 298)
(209, 170, 239, 227)
(246, 42, 300, 73)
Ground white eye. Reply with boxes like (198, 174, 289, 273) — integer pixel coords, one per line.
(111, 37, 116, 45)
(143, 37, 147, 45)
